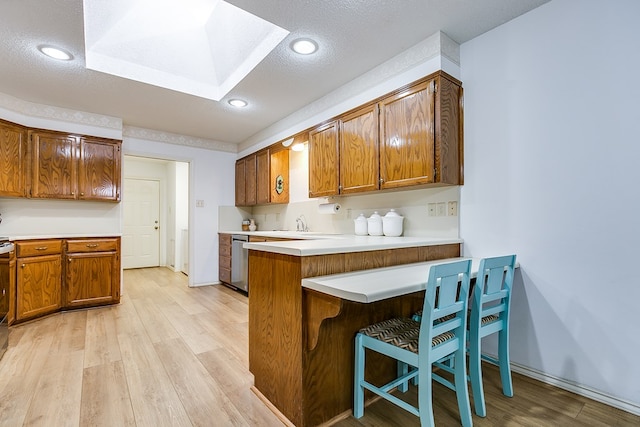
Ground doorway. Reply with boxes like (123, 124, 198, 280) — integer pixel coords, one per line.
(122, 178, 160, 268)
(122, 156, 190, 273)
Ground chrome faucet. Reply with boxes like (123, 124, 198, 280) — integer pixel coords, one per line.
(296, 215, 309, 232)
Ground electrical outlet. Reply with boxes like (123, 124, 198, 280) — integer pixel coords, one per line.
(447, 201, 458, 216)
(436, 202, 446, 217)
(427, 203, 436, 216)
(196, 199, 205, 207)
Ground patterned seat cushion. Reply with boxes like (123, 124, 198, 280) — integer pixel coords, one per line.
(412, 310, 499, 326)
(359, 317, 454, 353)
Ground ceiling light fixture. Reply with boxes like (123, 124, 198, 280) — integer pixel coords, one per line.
(291, 38, 318, 55)
(281, 137, 294, 147)
(291, 142, 306, 152)
(228, 99, 248, 108)
(38, 45, 73, 61)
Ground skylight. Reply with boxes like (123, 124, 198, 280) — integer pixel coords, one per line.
(83, 0, 289, 101)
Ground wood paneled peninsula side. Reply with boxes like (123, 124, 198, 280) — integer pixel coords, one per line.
(246, 236, 462, 426)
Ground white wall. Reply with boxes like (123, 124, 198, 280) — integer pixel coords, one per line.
(460, 0, 640, 411)
(124, 136, 236, 286)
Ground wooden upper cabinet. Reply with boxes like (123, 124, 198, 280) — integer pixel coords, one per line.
(78, 137, 121, 201)
(308, 121, 340, 198)
(30, 130, 78, 199)
(270, 148, 289, 204)
(235, 154, 257, 207)
(339, 104, 379, 194)
(245, 153, 257, 206)
(29, 130, 122, 202)
(256, 149, 270, 205)
(0, 119, 28, 198)
(379, 73, 463, 189)
(235, 159, 247, 206)
(379, 80, 436, 189)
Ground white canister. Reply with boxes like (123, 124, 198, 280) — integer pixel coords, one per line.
(367, 211, 383, 236)
(354, 213, 368, 236)
(382, 209, 404, 237)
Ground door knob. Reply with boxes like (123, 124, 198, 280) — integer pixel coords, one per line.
(154, 226, 159, 230)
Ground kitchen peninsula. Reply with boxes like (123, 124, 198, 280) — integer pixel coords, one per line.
(245, 235, 462, 426)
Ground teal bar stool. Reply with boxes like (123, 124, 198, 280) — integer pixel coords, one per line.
(468, 255, 517, 417)
(353, 260, 473, 426)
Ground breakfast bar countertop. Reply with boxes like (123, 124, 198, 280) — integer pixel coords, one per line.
(242, 234, 463, 256)
(301, 257, 481, 303)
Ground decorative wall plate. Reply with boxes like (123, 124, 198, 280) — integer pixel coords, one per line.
(275, 174, 284, 194)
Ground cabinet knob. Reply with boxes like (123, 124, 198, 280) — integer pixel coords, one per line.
(21, 263, 25, 268)
(71, 192, 75, 196)
(80, 192, 84, 196)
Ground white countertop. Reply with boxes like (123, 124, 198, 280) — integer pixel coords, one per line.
(8, 233, 122, 241)
(242, 234, 463, 256)
(302, 257, 482, 303)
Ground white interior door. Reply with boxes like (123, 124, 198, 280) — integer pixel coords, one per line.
(122, 178, 160, 269)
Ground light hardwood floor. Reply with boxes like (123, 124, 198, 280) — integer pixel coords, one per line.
(1, 267, 638, 426)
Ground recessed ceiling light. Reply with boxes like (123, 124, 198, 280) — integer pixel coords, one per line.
(38, 45, 73, 61)
(291, 38, 318, 55)
(228, 99, 248, 108)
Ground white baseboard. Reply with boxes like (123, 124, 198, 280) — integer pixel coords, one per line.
(509, 361, 640, 417)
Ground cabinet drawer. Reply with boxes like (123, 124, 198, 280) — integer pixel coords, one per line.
(67, 238, 118, 253)
(219, 242, 231, 257)
(16, 240, 63, 257)
(219, 267, 231, 284)
(219, 254, 231, 270)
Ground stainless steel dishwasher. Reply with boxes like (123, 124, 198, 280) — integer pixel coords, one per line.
(231, 234, 249, 292)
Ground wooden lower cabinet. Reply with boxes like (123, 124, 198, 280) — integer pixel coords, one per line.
(218, 233, 231, 285)
(16, 252, 62, 321)
(11, 237, 121, 324)
(249, 243, 461, 426)
(0, 251, 17, 324)
(65, 238, 120, 307)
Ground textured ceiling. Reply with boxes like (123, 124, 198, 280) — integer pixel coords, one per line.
(0, 0, 550, 148)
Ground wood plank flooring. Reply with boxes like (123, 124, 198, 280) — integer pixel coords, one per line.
(0, 267, 638, 426)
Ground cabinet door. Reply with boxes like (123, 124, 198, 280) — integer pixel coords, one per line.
(79, 137, 121, 201)
(235, 159, 246, 206)
(339, 104, 379, 194)
(65, 251, 119, 307)
(0, 120, 28, 197)
(256, 149, 270, 205)
(270, 149, 289, 204)
(30, 131, 78, 199)
(16, 254, 62, 320)
(245, 153, 257, 206)
(0, 253, 16, 325)
(309, 121, 339, 197)
(379, 80, 435, 189)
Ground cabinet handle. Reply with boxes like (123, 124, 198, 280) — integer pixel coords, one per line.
(35, 246, 48, 251)
(86, 244, 99, 248)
